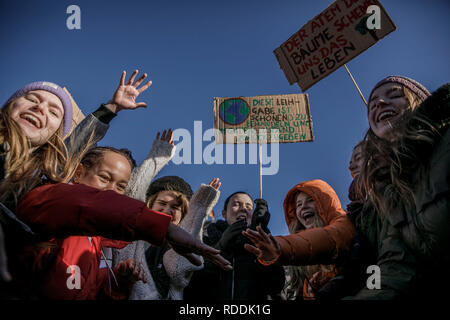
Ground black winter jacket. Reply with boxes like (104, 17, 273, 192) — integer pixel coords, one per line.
(184, 219, 285, 301)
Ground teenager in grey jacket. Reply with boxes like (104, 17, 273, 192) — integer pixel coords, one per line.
(112, 131, 221, 300)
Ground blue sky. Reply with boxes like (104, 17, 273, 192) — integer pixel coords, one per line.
(1, 0, 449, 236)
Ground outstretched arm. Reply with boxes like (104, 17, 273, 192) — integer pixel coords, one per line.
(17, 183, 232, 272)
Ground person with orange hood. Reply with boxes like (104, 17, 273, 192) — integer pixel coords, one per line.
(243, 179, 355, 299)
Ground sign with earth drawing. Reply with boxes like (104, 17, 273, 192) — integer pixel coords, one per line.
(214, 93, 313, 144)
(274, 0, 396, 91)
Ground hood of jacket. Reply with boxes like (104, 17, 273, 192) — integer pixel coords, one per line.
(283, 179, 345, 229)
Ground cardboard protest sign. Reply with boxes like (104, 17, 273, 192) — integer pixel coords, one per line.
(63, 87, 86, 137)
(214, 93, 313, 144)
(274, 0, 396, 91)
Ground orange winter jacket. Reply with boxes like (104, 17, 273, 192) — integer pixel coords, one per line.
(272, 179, 355, 266)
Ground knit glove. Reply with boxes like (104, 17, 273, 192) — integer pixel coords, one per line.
(250, 198, 271, 233)
(125, 139, 175, 202)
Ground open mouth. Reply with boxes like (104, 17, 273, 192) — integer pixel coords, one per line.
(376, 109, 398, 123)
(20, 113, 42, 129)
(236, 213, 247, 221)
(302, 212, 315, 221)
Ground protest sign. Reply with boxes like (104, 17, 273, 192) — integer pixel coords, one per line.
(274, 0, 396, 91)
(214, 93, 313, 144)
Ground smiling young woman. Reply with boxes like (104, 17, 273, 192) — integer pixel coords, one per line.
(352, 77, 450, 299)
(0, 82, 76, 209)
(241, 179, 354, 300)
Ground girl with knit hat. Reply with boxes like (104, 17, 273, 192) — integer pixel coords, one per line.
(106, 128, 222, 300)
(0, 80, 83, 289)
(143, 176, 221, 300)
(348, 76, 450, 299)
(243, 179, 354, 300)
(0, 70, 152, 290)
(1, 73, 233, 298)
(116, 174, 222, 300)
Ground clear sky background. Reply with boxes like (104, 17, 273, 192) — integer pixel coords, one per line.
(1, 0, 449, 236)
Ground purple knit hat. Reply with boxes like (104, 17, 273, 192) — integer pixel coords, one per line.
(369, 76, 431, 103)
(2, 81, 73, 136)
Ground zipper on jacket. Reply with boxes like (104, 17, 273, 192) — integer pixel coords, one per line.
(100, 246, 119, 294)
(88, 237, 119, 295)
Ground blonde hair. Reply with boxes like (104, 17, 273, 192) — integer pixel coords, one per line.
(0, 101, 88, 209)
(146, 189, 189, 224)
(282, 207, 332, 300)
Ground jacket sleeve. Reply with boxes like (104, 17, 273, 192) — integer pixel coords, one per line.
(163, 184, 220, 300)
(350, 222, 417, 300)
(16, 183, 171, 246)
(125, 139, 175, 202)
(412, 128, 450, 258)
(64, 105, 117, 157)
(274, 212, 355, 266)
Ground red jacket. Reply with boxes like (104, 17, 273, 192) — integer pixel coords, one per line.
(40, 236, 129, 300)
(13, 183, 172, 299)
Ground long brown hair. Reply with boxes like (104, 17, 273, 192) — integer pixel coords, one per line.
(356, 86, 430, 215)
(0, 101, 83, 209)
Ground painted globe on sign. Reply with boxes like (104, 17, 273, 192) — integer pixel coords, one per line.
(219, 98, 250, 125)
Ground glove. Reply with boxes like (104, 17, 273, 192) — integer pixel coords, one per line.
(216, 220, 248, 252)
(250, 199, 270, 233)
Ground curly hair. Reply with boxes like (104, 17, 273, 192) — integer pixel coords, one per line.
(79, 146, 136, 172)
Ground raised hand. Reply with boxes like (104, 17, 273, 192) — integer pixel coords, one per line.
(108, 70, 152, 113)
(208, 178, 221, 190)
(156, 129, 174, 146)
(242, 225, 281, 264)
(250, 199, 270, 232)
(114, 258, 147, 284)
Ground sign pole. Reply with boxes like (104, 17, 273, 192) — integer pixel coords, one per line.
(258, 143, 263, 199)
(344, 64, 367, 106)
